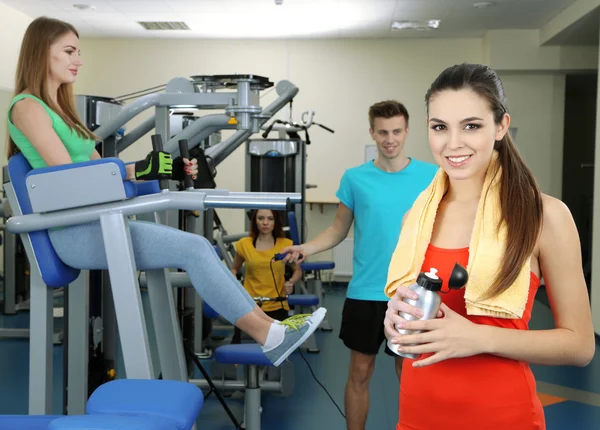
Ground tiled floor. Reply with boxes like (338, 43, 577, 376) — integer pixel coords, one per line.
(0, 284, 599, 429)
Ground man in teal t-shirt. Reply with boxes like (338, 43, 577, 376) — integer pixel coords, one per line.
(282, 100, 438, 430)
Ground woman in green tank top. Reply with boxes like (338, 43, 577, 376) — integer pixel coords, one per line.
(6, 16, 326, 368)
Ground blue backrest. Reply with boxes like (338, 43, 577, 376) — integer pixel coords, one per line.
(7, 153, 80, 288)
(287, 211, 300, 245)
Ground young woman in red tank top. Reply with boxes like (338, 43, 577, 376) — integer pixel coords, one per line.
(383, 63, 595, 430)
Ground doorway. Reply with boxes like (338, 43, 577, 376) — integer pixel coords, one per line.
(561, 73, 598, 292)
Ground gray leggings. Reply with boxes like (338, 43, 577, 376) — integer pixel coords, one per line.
(48, 220, 256, 324)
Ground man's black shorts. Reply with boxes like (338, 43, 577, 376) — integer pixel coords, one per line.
(339, 297, 396, 356)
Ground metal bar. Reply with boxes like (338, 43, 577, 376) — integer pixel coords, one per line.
(157, 93, 236, 109)
(7, 191, 298, 234)
(3, 229, 17, 314)
(145, 268, 188, 381)
(100, 213, 153, 379)
(139, 272, 191, 289)
(164, 114, 233, 156)
(28, 266, 53, 414)
(116, 116, 156, 154)
(206, 130, 253, 166)
(95, 94, 160, 140)
(206, 80, 299, 166)
(189, 378, 281, 392)
(222, 232, 249, 244)
(67, 271, 89, 415)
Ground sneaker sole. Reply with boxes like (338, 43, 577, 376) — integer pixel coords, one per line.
(271, 307, 327, 367)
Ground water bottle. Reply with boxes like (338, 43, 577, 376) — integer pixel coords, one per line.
(387, 263, 468, 359)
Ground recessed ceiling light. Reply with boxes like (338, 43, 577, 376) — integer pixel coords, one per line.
(391, 20, 441, 31)
(473, 1, 494, 7)
(427, 19, 440, 29)
(73, 4, 95, 10)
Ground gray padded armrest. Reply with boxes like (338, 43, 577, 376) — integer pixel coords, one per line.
(26, 161, 129, 213)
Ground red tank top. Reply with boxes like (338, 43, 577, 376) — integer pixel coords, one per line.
(397, 244, 545, 430)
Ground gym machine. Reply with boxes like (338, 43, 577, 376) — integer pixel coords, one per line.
(74, 73, 300, 388)
(4, 134, 300, 421)
(246, 109, 334, 243)
(1, 166, 64, 345)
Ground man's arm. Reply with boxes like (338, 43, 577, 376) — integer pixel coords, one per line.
(302, 202, 354, 255)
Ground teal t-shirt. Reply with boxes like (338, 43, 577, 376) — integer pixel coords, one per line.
(336, 158, 438, 301)
(7, 94, 95, 168)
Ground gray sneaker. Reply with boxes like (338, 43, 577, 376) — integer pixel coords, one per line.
(263, 308, 327, 367)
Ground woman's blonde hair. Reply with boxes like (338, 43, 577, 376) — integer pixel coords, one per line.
(7, 16, 97, 159)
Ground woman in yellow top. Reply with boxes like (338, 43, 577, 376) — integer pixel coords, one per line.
(231, 210, 302, 343)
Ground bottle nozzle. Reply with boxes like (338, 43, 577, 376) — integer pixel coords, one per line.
(426, 268, 439, 279)
(448, 263, 468, 289)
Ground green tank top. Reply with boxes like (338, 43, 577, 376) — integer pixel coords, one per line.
(7, 94, 96, 169)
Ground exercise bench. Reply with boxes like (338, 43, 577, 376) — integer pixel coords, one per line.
(0, 379, 203, 430)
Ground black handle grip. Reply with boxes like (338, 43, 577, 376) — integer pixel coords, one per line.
(178, 139, 194, 189)
(274, 252, 304, 261)
(316, 122, 335, 133)
(151, 134, 170, 190)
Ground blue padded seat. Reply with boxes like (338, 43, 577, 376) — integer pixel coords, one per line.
(134, 180, 160, 196)
(8, 153, 80, 287)
(287, 294, 319, 307)
(213, 245, 222, 258)
(48, 415, 178, 430)
(86, 379, 203, 430)
(8, 155, 145, 288)
(301, 261, 335, 272)
(214, 343, 272, 366)
(0, 415, 62, 430)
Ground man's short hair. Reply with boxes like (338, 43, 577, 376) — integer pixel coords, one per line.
(368, 100, 409, 129)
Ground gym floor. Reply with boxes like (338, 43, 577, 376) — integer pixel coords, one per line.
(0, 285, 599, 429)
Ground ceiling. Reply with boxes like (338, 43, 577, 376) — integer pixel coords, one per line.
(544, 5, 600, 45)
(0, 0, 579, 39)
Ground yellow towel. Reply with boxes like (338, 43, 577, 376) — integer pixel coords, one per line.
(384, 151, 530, 319)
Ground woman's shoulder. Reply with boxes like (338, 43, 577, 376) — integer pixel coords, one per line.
(277, 237, 293, 247)
(237, 236, 253, 245)
(10, 94, 53, 126)
(11, 92, 53, 115)
(541, 193, 572, 224)
(538, 193, 577, 249)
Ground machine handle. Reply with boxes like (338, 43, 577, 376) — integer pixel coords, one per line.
(315, 122, 335, 133)
(273, 252, 303, 261)
(151, 134, 170, 190)
(178, 139, 195, 190)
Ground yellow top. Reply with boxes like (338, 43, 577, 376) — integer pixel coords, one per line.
(235, 236, 293, 312)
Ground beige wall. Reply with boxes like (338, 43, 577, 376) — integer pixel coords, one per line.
(0, 3, 32, 91)
(0, 4, 577, 274)
(72, 37, 568, 268)
(0, 3, 32, 170)
(500, 73, 566, 197)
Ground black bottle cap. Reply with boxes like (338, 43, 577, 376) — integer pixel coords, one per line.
(448, 263, 469, 290)
(417, 268, 443, 292)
